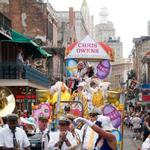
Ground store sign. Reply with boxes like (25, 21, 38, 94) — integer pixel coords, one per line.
(16, 95, 36, 99)
(128, 79, 138, 92)
(141, 84, 150, 101)
(66, 35, 110, 59)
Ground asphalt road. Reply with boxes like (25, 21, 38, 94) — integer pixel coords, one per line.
(123, 126, 142, 150)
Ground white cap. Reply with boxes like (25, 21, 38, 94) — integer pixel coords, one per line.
(97, 115, 114, 131)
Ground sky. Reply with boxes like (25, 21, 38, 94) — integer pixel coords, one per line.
(49, 0, 150, 58)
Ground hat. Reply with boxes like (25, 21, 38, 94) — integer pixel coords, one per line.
(97, 115, 114, 131)
(90, 78, 99, 85)
(7, 114, 18, 120)
(89, 109, 99, 117)
(58, 116, 71, 125)
(89, 107, 102, 116)
(20, 117, 36, 126)
(77, 82, 86, 87)
(38, 115, 49, 121)
(77, 61, 84, 65)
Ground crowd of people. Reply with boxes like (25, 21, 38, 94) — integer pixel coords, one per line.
(16, 49, 48, 79)
(0, 59, 149, 150)
(0, 108, 118, 150)
(124, 108, 150, 149)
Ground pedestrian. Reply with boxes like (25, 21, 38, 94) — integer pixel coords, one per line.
(132, 113, 142, 140)
(0, 113, 31, 150)
(16, 49, 25, 79)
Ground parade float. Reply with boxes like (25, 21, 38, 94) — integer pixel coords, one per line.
(31, 35, 125, 149)
(65, 35, 125, 150)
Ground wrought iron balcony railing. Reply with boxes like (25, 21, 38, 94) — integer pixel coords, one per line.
(0, 63, 49, 87)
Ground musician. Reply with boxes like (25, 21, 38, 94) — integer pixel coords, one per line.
(66, 114, 82, 150)
(0, 114, 31, 150)
(35, 116, 50, 150)
(48, 116, 78, 150)
(74, 116, 117, 150)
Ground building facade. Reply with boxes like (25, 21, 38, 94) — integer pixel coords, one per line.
(107, 59, 132, 89)
(94, 7, 126, 89)
(132, 36, 150, 83)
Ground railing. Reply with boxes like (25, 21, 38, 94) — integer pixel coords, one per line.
(0, 63, 49, 87)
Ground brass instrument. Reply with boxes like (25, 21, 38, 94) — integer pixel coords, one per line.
(107, 90, 120, 103)
(0, 87, 15, 117)
(36, 89, 51, 103)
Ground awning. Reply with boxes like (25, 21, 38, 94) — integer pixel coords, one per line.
(1, 30, 52, 57)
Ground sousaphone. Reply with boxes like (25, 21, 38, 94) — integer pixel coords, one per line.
(0, 87, 15, 117)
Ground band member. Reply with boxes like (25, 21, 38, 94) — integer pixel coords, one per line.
(66, 114, 82, 150)
(35, 116, 50, 150)
(0, 114, 31, 150)
(48, 116, 78, 150)
(74, 116, 117, 150)
(80, 110, 99, 150)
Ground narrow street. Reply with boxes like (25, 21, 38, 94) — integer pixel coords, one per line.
(123, 126, 142, 150)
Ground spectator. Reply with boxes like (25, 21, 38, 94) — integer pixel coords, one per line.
(132, 113, 142, 140)
(16, 49, 25, 79)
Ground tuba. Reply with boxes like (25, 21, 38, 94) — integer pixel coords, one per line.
(0, 87, 15, 117)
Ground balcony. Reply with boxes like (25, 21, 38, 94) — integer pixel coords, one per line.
(0, 12, 12, 39)
(0, 63, 49, 88)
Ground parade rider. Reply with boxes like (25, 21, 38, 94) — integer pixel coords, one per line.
(74, 116, 117, 150)
(48, 116, 78, 150)
(0, 114, 31, 150)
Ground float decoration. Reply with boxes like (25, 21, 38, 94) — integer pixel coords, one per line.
(96, 59, 111, 79)
(32, 103, 51, 124)
(103, 104, 121, 128)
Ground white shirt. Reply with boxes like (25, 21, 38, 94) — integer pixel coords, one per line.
(142, 137, 150, 150)
(17, 52, 24, 63)
(36, 128, 50, 150)
(81, 124, 98, 150)
(0, 126, 30, 150)
(48, 130, 78, 150)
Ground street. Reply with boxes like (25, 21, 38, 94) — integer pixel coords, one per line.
(123, 126, 142, 150)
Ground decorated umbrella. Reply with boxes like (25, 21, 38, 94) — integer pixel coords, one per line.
(65, 35, 113, 61)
